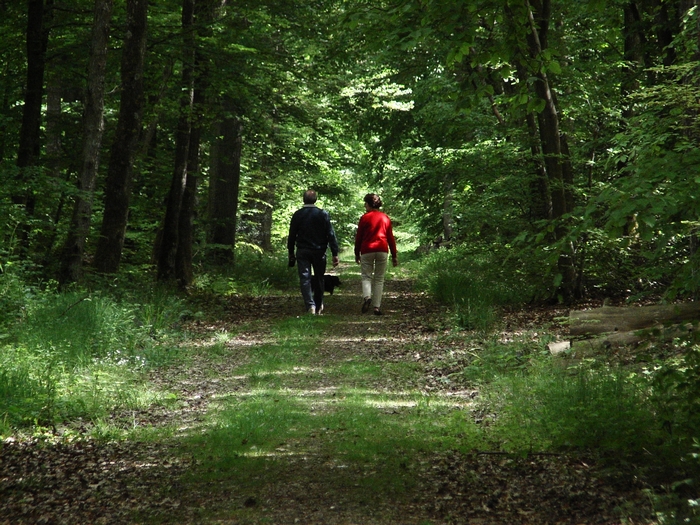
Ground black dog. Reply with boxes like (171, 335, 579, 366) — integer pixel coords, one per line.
(312, 274, 342, 295)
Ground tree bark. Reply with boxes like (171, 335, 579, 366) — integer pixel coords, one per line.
(207, 103, 242, 264)
(442, 173, 454, 242)
(13, 0, 51, 249)
(259, 185, 275, 252)
(622, 3, 645, 118)
(156, 0, 195, 282)
(174, 0, 219, 287)
(569, 303, 700, 336)
(16, 0, 48, 174)
(60, 0, 113, 283)
(525, 0, 577, 300)
(94, 0, 148, 274)
(175, 126, 198, 288)
(38, 68, 64, 260)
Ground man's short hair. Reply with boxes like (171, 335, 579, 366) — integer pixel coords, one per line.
(303, 190, 317, 204)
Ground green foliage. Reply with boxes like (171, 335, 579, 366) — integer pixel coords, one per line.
(484, 362, 661, 455)
(16, 290, 168, 367)
(194, 246, 297, 296)
(414, 245, 541, 330)
(457, 337, 548, 385)
(0, 280, 185, 432)
(651, 347, 700, 448)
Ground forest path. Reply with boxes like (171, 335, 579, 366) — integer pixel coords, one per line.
(0, 272, 652, 524)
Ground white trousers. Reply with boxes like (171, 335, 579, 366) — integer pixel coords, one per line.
(361, 252, 388, 308)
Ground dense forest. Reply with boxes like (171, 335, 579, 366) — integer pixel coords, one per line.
(0, 0, 697, 301)
(2, 0, 700, 523)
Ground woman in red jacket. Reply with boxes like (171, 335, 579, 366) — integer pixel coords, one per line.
(354, 193, 398, 315)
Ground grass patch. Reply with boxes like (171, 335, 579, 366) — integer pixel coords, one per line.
(173, 312, 484, 522)
(0, 285, 186, 435)
(413, 245, 539, 330)
(481, 360, 663, 455)
(181, 389, 482, 503)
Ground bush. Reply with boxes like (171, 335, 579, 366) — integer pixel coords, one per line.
(17, 291, 146, 366)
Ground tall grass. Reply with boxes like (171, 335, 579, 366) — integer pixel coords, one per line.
(413, 245, 538, 330)
(482, 361, 661, 455)
(0, 277, 186, 435)
(194, 246, 297, 296)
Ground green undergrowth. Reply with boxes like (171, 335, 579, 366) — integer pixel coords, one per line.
(0, 275, 187, 437)
(410, 244, 540, 330)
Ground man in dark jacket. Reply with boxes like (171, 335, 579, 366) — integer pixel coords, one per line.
(288, 189, 340, 314)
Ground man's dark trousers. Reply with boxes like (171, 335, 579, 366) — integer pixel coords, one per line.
(296, 248, 326, 311)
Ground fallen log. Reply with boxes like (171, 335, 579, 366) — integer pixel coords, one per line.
(570, 323, 696, 353)
(569, 302, 700, 336)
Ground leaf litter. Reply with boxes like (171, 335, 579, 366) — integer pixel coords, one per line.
(1, 278, 656, 524)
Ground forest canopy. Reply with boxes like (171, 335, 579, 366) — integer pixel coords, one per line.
(1, 0, 699, 304)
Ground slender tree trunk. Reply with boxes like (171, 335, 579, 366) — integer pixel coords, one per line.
(259, 185, 275, 252)
(39, 68, 64, 260)
(622, 3, 644, 118)
(654, 0, 677, 66)
(156, 0, 194, 282)
(13, 0, 51, 249)
(60, 0, 113, 283)
(0, 60, 9, 162)
(174, 0, 219, 287)
(175, 124, 199, 287)
(208, 103, 242, 264)
(525, 110, 551, 220)
(17, 0, 48, 174)
(442, 173, 454, 242)
(525, 0, 577, 300)
(94, 0, 148, 274)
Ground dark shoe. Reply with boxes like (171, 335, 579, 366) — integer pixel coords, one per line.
(361, 297, 371, 313)
(373, 308, 383, 316)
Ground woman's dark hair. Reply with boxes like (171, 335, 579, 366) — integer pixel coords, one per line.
(364, 193, 382, 209)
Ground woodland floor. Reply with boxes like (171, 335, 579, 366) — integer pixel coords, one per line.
(0, 273, 657, 524)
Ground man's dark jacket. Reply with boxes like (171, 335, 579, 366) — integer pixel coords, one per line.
(287, 205, 340, 256)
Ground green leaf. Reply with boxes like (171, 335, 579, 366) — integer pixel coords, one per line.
(547, 60, 562, 74)
(553, 273, 563, 288)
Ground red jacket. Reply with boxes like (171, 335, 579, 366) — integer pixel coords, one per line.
(354, 210, 397, 258)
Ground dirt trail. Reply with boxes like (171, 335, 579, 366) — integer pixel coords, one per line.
(0, 277, 652, 524)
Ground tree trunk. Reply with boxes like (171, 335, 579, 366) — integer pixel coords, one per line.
(175, 131, 198, 288)
(442, 173, 454, 242)
(94, 0, 148, 274)
(569, 303, 700, 336)
(60, 0, 113, 283)
(0, 54, 10, 162)
(156, 0, 194, 282)
(525, 108, 551, 221)
(525, 0, 577, 301)
(207, 104, 242, 264)
(622, 3, 644, 118)
(259, 185, 275, 252)
(174, 0, 218, 287)
(13, 0, 51, 248)
(38, 68, 64, 261)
